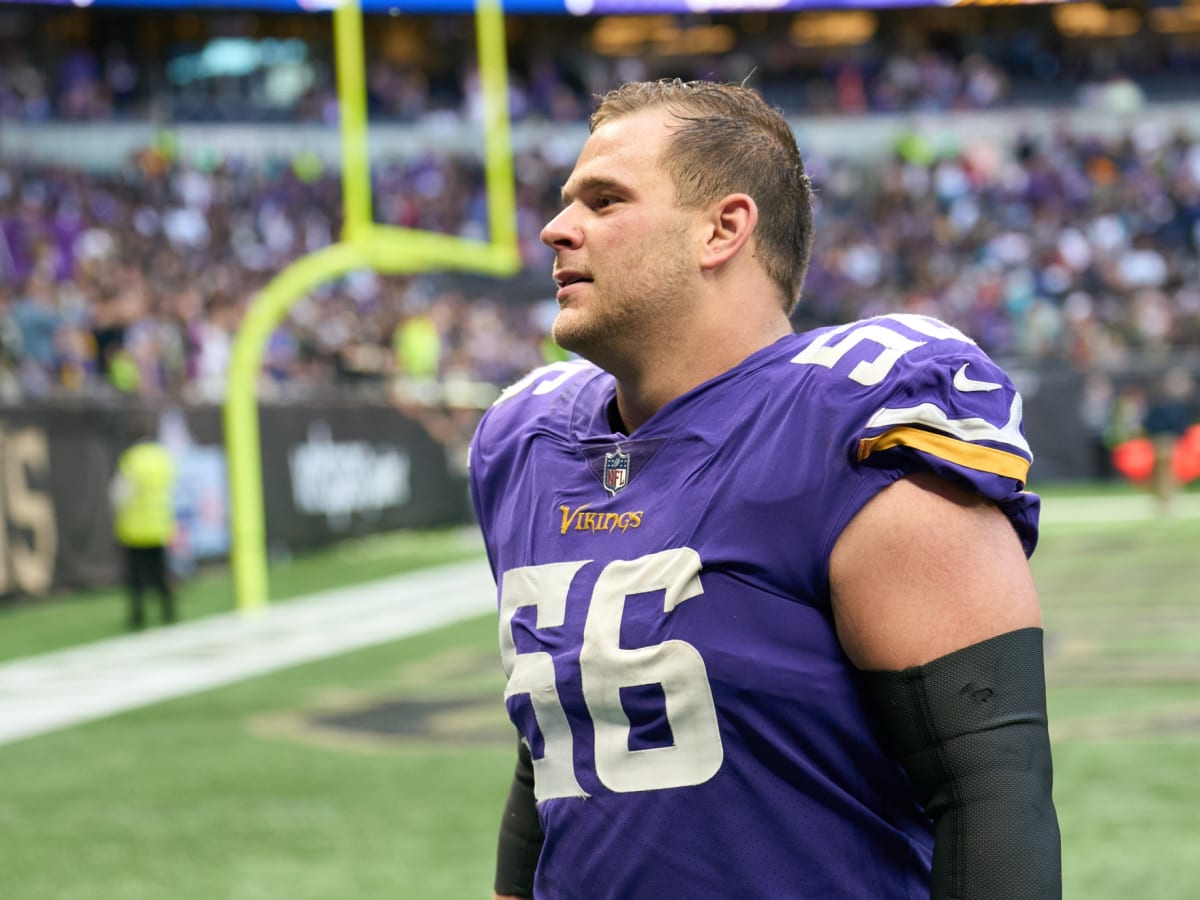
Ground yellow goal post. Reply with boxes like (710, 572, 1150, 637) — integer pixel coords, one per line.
(222, 0, 519, 612)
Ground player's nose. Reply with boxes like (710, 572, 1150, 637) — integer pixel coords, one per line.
(541, 206, 582, 250)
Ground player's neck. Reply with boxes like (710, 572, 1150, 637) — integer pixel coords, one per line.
(612, 311, 792, 433)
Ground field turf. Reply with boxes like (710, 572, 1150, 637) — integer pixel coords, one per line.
(0, 488, 1197, 898)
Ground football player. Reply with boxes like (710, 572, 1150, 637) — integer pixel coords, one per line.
(471, 79, 1060, 899)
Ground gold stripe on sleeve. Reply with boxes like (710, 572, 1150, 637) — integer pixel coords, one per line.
(857, 426, 1031, 484)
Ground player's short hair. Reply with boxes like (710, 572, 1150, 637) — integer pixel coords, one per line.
(591, 79, 815, 315)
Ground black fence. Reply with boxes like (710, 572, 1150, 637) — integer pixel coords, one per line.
(0, 360, 1187, 601)
(0, 398, 473, 602)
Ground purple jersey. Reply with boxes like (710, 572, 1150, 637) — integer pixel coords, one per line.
(469, 314, 1039, 899)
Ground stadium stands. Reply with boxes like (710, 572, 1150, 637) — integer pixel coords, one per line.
(2, 3, 1200, 406)
(3, 5, 1200, 123)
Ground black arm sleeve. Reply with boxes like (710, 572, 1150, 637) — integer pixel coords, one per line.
(494, 739, 544, 898)
(861, 627, 1061, 900)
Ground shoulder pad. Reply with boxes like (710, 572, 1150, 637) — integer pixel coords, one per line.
(472, 360, 597, 461)
(492, 359, 597, 410)
(790, 312, 1036, 508)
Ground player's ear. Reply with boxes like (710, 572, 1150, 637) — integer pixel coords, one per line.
(699, 193, 757, 271)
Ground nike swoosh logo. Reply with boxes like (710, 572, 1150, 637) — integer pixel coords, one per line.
(953, 363, 1003, 393)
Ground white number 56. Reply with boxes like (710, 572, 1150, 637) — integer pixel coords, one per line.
(499, 548, 724, 801)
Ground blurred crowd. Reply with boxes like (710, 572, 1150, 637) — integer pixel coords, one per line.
(798, 125, 1200, 366)
(3, 5, 1200, 126)
(0, 147, 555, 404)
(2, 5, 1200, 407)
(3, 111, 1199, 407)
(0, 39, 1025, 124)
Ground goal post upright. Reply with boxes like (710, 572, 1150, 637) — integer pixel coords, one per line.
(333, 0, 373, 240)
(476, 0, 519, 256)
(224, 0, 519, 614)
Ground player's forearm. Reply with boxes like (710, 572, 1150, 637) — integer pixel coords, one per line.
(862, 628, 1062, 899)
(493, 739, 542, 899)
(926, 782, 1060, 899)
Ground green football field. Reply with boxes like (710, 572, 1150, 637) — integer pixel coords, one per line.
(0, 489, 1197, 899)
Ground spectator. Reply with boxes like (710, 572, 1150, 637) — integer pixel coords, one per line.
(10, 272, 61, 396)
(109, 417, 179, 629)
(1144, 367, 1197, 514)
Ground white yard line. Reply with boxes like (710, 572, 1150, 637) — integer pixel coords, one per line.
(0, 491, 1193, 747)
(0, 559, 497, 747)
(1040, 493, 1200, 524)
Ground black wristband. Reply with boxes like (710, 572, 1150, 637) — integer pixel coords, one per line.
(862, 627, 1061, 900)
(494, 739, 544, 898)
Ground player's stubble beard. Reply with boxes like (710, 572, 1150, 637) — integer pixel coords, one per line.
(552, 218, 696, 373)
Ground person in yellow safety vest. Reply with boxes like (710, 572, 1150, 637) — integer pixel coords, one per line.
(109, 422, 178, 629)
(394, 312, 441, 381)
(391, 312, 443, 405)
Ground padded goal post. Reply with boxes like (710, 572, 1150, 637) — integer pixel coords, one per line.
(223, 0, 519, 612)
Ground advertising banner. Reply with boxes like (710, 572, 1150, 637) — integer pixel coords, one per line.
(259, 402, 471, 552)
(0, 368, 1149, 602)
(0, 404, 123, 598)
(0, 400, 471, 602)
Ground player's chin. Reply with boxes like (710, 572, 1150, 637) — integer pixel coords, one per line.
(551, 312, 592, 356)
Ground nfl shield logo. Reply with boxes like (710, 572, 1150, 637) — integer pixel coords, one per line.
(603, 448, 630, 495)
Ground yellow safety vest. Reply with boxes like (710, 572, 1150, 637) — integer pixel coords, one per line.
(394, 315, 441, 379)
(113, 442, 176, 548)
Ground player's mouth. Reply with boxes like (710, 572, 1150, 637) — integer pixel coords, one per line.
(553, 269, 593, 302)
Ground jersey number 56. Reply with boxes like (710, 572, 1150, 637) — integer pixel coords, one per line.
(499, 548, 724, 801)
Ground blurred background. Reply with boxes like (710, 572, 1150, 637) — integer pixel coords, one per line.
(0, 0, 1198, 897)
(2, 0, 1199, 595)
